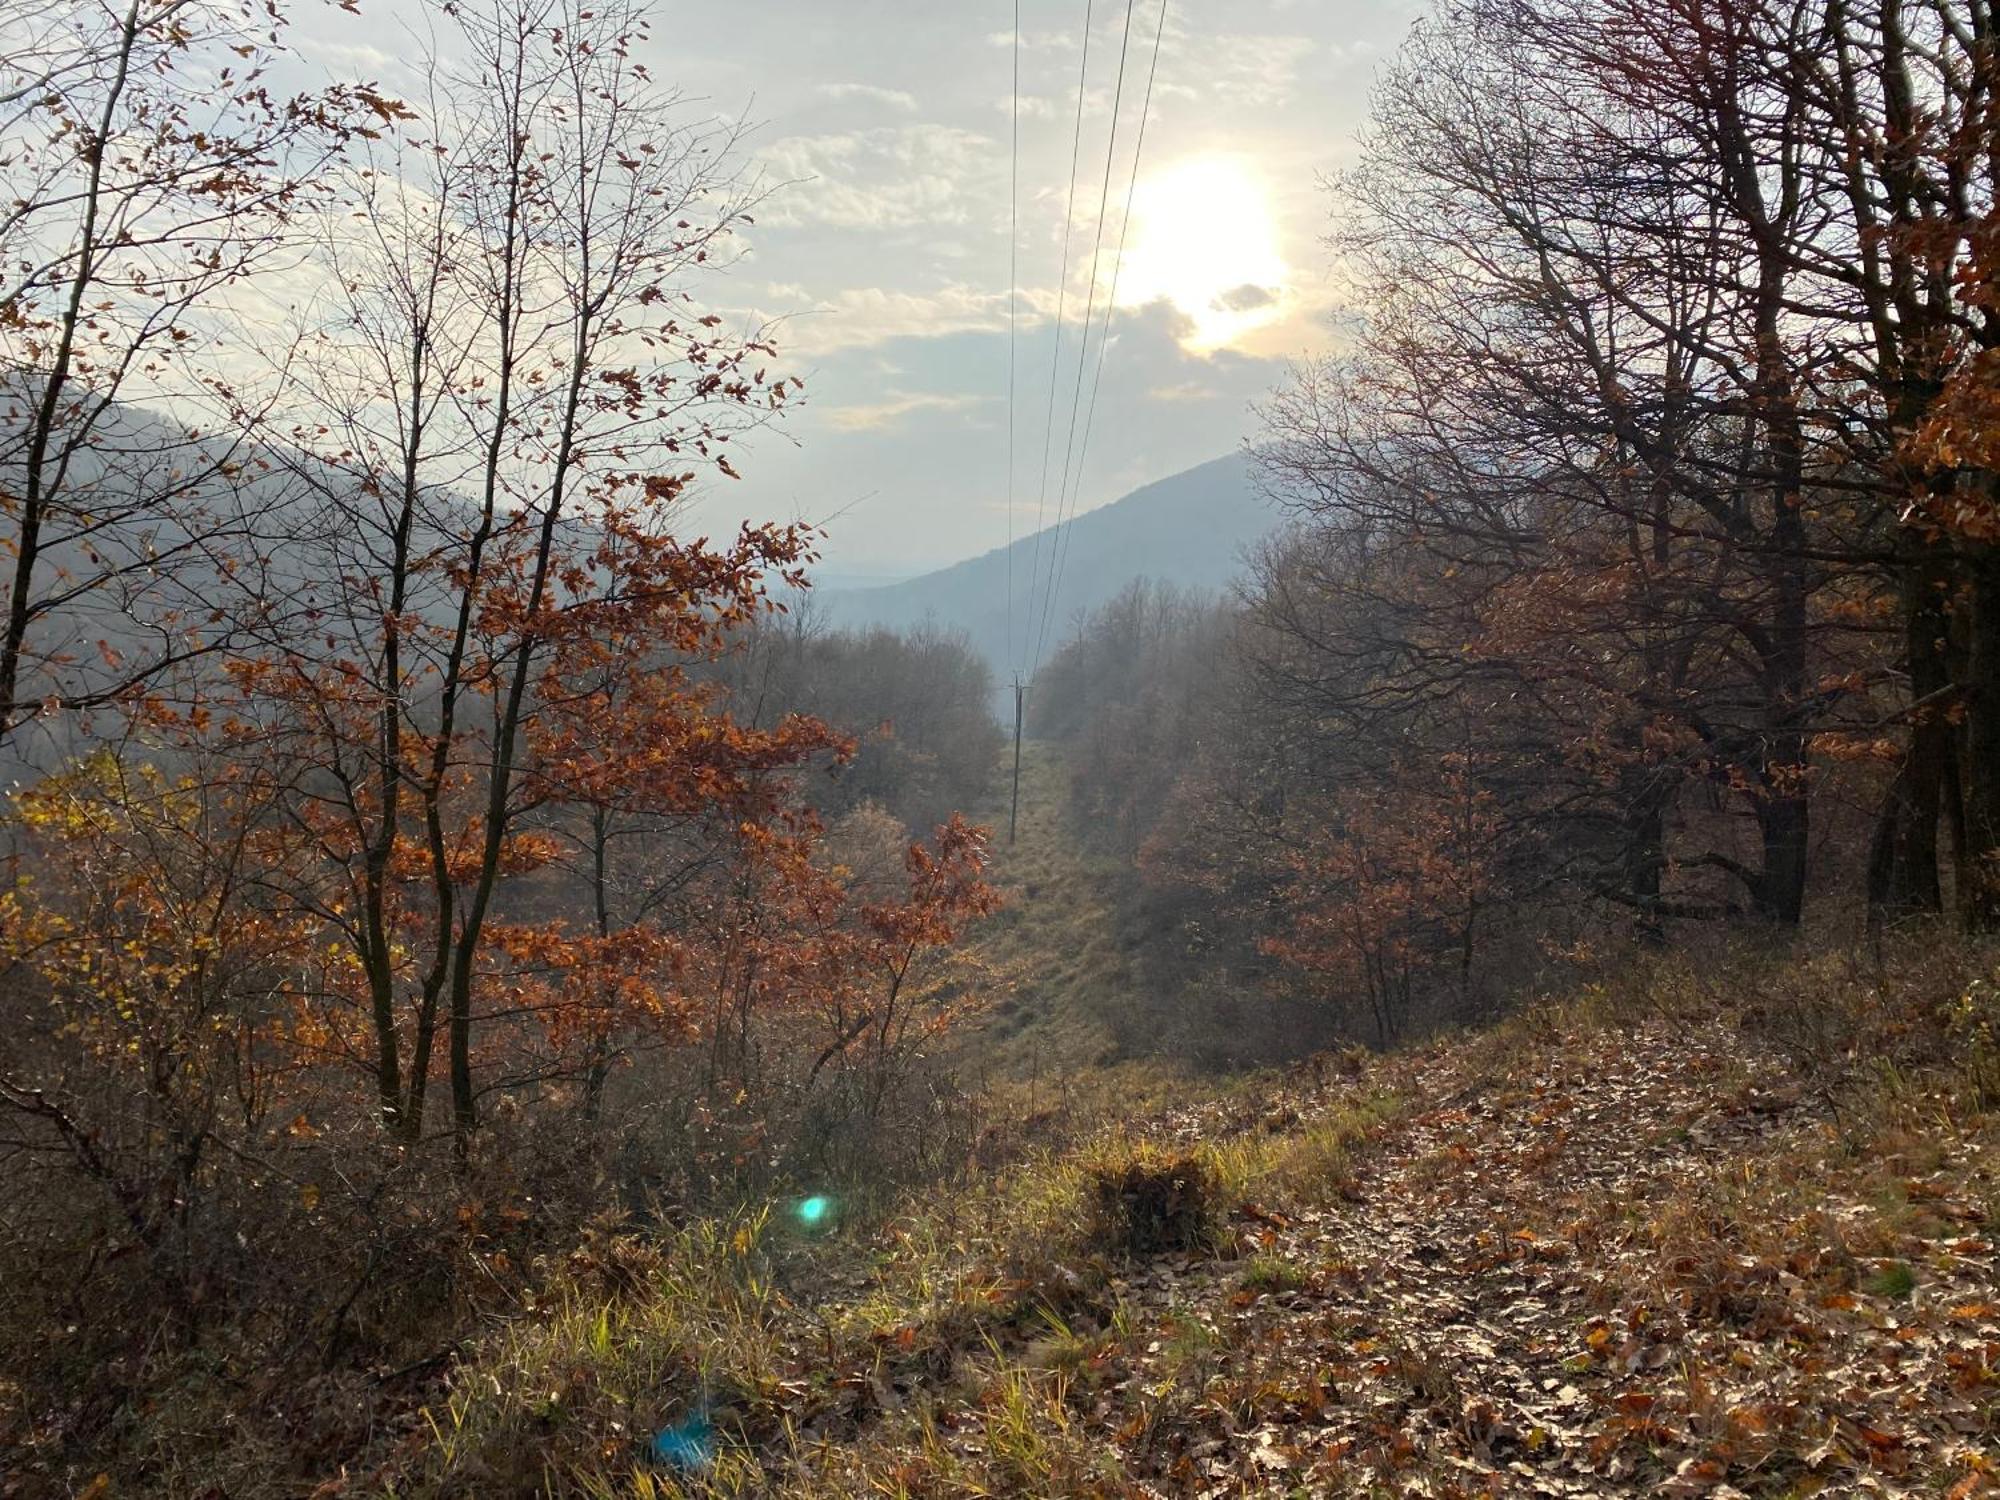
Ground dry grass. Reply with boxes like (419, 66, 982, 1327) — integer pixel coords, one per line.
(36, 912, 1997, 1497)
(377, 1072, 1405, 1498)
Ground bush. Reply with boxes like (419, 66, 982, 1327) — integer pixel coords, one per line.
(1085, 1152, 1219, 1255)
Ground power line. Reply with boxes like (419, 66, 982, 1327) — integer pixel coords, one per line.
(1039, 0, 1169, 673)
(1033, 0, 1139, 673)
(1005, 0, 1020, 671)
(1032, 0, 1168, 679)
(1020, 0, 1096, 678)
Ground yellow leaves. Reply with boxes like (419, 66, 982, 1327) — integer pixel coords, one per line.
(300, 1184, 321, 1212)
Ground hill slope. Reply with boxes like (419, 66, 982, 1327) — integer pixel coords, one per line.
(388, 940, 2000, 1498)
(817, 454, 1274, 677)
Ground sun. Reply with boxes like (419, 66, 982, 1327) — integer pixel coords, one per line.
(1114, 156, 1289, 351)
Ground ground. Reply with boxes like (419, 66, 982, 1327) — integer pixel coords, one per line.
(389, 943, 2000, 1498)
(1083, 1016, 1998, 1496)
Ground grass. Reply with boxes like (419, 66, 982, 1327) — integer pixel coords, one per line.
(1237, 1255, 1308, 1295)
(1863, 1259, 1918, 1300)
(954, 742, 1279, 1100)
(387, 930, 2000, 1498)
(956, 742, 1133, 1081)
(382, 1070, 1405, 1498)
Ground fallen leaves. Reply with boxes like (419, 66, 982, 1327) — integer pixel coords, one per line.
(455, 1007, 2000, 1499)
(999, 1021, 2000, 1496)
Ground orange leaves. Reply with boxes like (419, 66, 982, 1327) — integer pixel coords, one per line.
(491, 830, 566, 879)
(1807, 733, 1902, 763)
(1904, 231, 2000, 541)
(859, 815, 1004, 952)
(485, 920, 694, 1054)
(1257, 762, 1499, 1039)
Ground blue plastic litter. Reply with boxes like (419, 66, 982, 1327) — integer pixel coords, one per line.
(650, 1411, 713, 1471)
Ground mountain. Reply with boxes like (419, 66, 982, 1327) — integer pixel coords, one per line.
(813, 453, 1275, 683)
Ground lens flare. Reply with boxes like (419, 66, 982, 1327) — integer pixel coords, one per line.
(796, 1193, 833, 1229)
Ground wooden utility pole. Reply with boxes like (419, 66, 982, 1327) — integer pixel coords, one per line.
(1009, 676, 1025, 845)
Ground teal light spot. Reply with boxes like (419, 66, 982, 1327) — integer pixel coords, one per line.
(796, 1194, 832, 1229)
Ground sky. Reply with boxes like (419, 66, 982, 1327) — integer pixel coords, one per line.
(299, 0, 1428, 578)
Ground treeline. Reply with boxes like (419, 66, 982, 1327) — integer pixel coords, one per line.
(0, 0, 1002, 1484)
(717, 612, 1004, 836)
(1039, 0, 2000, 1052)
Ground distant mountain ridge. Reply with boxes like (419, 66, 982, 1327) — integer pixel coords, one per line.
(813, 454, 1275, 685)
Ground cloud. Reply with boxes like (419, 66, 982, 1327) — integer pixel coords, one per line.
(1213, 283, 1278, 313)
(762, 283, 1057, 355)
(816, 82, 919, 112)
(985, 29, 1080, 51)
(758, 124, 998, 230)
(307, 39, 404, 71)
(822, 391, 988, 432)
(995, 93, 1060, 119)
(1157, 32, 1317, 110)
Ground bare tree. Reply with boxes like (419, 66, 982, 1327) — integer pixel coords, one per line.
(0, 0, 355, 764)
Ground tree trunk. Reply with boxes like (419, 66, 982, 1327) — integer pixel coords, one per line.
(1869, 551, 1954, 923)
(1960, 542, 2000, 930)
(1623, 770, 1672, 946)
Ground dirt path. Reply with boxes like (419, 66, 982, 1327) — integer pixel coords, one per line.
(1094, 1023, 1999, 1497)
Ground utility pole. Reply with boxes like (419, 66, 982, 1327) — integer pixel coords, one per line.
(1009, 676, 1025, 846)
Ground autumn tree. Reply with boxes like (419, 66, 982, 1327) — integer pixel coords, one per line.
(1262, 1, 1846, 929)
(219, 0, 805, 1148)
(514, 552, 854, 1118)
(1261, 763, 1500, 1044)
(0, 0, 359, 764)
(1247, 0, 2000, 949)
(0, 741, 324, 1258)
(822, 813, 1001, 1120)
(1799, 0, 2000, 927)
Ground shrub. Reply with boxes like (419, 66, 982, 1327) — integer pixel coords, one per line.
(1085, 1152, 1219, 1255)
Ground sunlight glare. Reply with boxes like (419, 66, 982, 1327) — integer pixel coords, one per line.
(1115, 156, 1289, 351)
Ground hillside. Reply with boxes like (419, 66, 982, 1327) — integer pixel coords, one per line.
(956, 741, 1136, 1082)
(367, 930, 2000, 1498)
(816, 455, 1275, 678)
(17, 2, 2000, 1498)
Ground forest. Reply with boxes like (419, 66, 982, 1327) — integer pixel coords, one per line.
(4, 0, 2000, 1495)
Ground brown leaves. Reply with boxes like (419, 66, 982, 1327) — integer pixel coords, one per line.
(972, 1012, 2000, 1498)
(351, 87, 417, 127)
